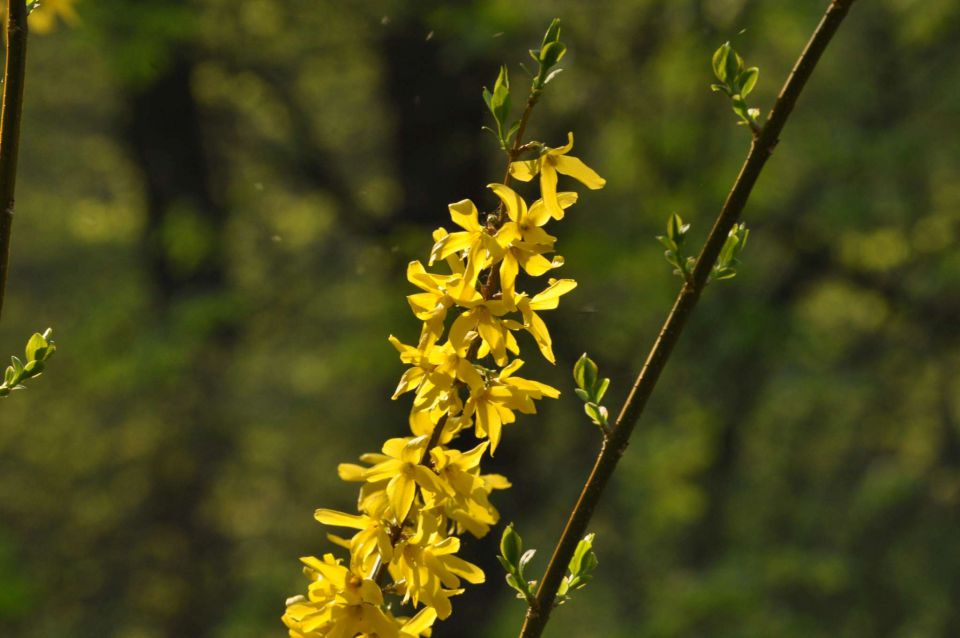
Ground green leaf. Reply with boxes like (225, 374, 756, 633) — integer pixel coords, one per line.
(725, 48, 743, 87)
(569, 533, 597, 583)
(483, 66, 513, 145)
(595, 378, 610, 402)
(505, 572, 525, 598)
(574, 388, 590, 403)
(25, 332, 49, 363)
(573, 353, 588, 389)
(568, 536, 589, 575)
(584, 402, 608, 426)
(712, 43, 731, 83)
(581, 356, 598, 391)
(739, 67, 759, 97)
(500, 523, 523, 569)
(657, 235, 678, 253)
(506, 120, 522, 145)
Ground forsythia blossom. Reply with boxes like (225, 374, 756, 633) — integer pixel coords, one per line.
(284, 130, 605, 636)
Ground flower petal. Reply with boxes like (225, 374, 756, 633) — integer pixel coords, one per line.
(530, 191, 578, 224)
(508, 158, 539, 182)
(313, 509, 369, 529)
(539, 163, 562, 221)
(386, 474, 417, 522)
(499, 253, 519, 299)
(448, 198, 481, 231)
(488, 183, 527, 223)
(553, 154, 606, 189)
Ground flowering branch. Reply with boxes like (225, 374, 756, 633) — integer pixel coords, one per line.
(282, 19, 609, 638)
(0, 0, 28, 321)
(518, 2, 859, 636)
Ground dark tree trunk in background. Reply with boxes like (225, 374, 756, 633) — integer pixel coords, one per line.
(380, 8, 490, 227)
(123, 54, 236, 638)
(130, 60, 228, 305)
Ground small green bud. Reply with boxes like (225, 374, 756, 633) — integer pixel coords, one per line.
(540, 18, 562, 50)
(666, 212, 689, 245)
(539, 41, 567, 69)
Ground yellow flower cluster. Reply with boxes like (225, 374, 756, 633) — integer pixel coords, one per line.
(284, 134, 604, 637)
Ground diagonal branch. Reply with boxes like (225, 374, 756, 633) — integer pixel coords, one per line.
(518, 2, 859, 636)
(0, 0, 28, 322)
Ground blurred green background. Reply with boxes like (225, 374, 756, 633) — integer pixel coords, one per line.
(1, 0, 959, 636)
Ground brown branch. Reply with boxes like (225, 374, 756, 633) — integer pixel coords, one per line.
(0, 0, 28, 321)
(518, 2, 859, 636)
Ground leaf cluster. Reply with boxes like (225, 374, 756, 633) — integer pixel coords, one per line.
(498, 523, 538, 604)
(573, 353, 611, 434)
(0, 329, 56, 398)
(657, 212, 695, 282)
(711, 42, 761, 131)
(710, 222, 749, 281)
(555, 532, 598, 605)
(482, 18, 566, 150)
(498, 524, 598, 608)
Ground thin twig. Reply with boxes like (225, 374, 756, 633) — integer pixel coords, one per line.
(518, 2, 858, 635)
(0, 0, 29, 322)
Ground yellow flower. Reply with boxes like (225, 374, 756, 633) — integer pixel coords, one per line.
(314, 509, 395, 575)
(391, 607, 439, 638)
(389, 335, 484, 409)
(429, 199, 503, 287)
(405, 261, 461, 336)
(354, 436, 446, 523)
(506, 278, 578, 363)
(463, 359, 560, 452)
(407, 401, 464, 440)
(389, 514, 485, 620)
(447, 297, 518, 367)
(338, 458, 392, 519)
(282, 554, 397, 638)
(489, 183, 575, 295)
(509, 132, 605, 220)
(405, 259, 483, 339)
(427, 442, 511, 537)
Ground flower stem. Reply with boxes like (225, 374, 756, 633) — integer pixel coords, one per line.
(518, 2, 859, 636)
(0, 0, 29, 322)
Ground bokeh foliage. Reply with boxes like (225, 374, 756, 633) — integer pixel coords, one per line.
(1, 1, 959, 636)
